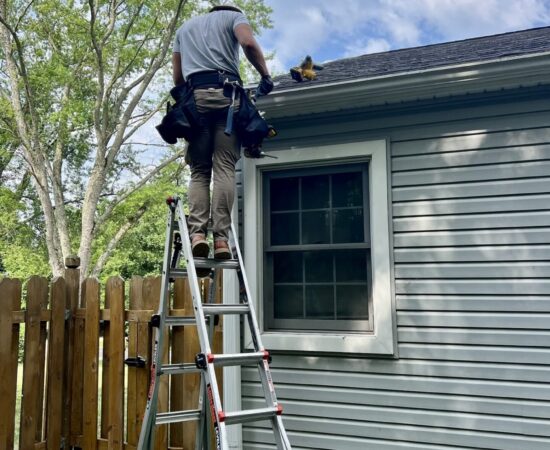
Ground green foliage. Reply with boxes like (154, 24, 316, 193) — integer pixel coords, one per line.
(0, 188, 50, 278)
(0, 0, 272, 279)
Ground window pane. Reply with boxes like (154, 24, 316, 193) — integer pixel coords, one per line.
(302, 211, 330, 244)
(271, 212, 299, 245)
(336, 285, 369, 319)
(271, 177, 299, 211)
(304, 251, 333, 282)
(274, 252, 302, 283)
(274, 286, 303, 319)
(302, 175, 329, 210)
(333, 208, 364, 243)
(306, 285, 334, 319)
(335, 250, 368, 282)
(332, 172, 363, 207)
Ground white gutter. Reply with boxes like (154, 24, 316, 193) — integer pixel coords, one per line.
(257, 51, 550, 119)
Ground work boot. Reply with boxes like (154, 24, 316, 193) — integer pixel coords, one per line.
(191, 234, 211, 278)
(191, 234, 209, 257)
(214, 240, 232, 260)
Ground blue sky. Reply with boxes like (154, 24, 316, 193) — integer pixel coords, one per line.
(257, 0, 550, 74)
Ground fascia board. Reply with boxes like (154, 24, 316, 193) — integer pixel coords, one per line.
(258, 51, 550, 118)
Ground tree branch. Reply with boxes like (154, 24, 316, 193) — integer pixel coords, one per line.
(95, 147, 185, 231)
(90, 202, 148, 277)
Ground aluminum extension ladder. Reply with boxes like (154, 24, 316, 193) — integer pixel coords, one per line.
(137, 196, 292, 450)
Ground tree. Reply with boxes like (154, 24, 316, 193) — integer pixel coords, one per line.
(0, 0, 272, 278)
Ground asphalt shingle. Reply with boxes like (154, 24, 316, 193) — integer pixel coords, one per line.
(273, 26, 550, 91)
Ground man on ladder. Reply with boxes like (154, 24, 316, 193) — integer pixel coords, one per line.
(172, 2, 274, 263)
(136, 3, 291, 450)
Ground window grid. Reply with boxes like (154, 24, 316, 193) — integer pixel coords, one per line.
(264, 163, 372, 332)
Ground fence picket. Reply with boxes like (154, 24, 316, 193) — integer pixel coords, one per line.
(107, 277, 125, 450)
(126, 276, 143, 446)
(46, 277, 66, 450)
(70, 280, 86, 444)
(82, 278, 100, 450)
(0, 279, 21, 450)
(20, 276, 48, 449)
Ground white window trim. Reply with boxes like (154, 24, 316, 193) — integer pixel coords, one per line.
(243, 139, 396, 355)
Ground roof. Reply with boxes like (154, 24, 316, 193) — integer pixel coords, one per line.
(273, 26, 550, 92)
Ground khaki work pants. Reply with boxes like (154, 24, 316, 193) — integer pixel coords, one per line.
(186, 88, 241, 241)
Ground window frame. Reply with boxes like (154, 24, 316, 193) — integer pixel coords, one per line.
(243, 139, 396, 355)
(262, 163, 374, 332)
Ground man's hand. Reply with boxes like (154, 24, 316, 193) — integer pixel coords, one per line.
(255, 75, 274, 99)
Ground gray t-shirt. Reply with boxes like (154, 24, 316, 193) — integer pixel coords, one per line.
(173, 11, 249, 80)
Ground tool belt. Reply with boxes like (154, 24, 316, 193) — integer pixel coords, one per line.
(156, 71, 270, 149)
(187, 70, 242, 89)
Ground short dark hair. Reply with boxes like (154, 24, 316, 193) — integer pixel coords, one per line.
(209, 5, 243, 13)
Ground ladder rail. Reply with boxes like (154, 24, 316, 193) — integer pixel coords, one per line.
(175, 199, 230, 449)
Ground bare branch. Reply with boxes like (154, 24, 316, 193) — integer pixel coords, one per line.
(14, 0, 35, 31)
(90, 203, 148, 277)
(95, 147, 185, 230)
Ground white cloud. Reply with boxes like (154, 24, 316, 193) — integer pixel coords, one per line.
(259, 0, 550, 69)
(344, 38, 391, 58)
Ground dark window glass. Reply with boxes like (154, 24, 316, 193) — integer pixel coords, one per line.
(274, 286, 303, 319)
(336, 286, 369, 319)
(333, 172, 363, 207)
(271, 177, 299, 211)
(274, 252, 302, 283)
(271, 212, 299, 245)
(335, 251, 368, 282)
(302, 174, 329, 210)
(302, 211, 330, 244)
(306, 286, 334, 319)
(304, 251, 332, 282)
(333, 208, 364, 243)
(265, 164, 371, 332)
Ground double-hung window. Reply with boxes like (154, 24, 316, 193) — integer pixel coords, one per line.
(243, 140, 395, 355)
(263, 164, 373, 332)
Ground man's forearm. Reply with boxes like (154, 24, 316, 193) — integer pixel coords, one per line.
(242, 44, 269, 78)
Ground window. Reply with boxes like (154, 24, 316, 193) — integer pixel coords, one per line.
(263, 165, 373, 332)
(243, 140, 396, 355)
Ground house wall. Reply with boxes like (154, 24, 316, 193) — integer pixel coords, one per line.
(238, 86, 550, 449)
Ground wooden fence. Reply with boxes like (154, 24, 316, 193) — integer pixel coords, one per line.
(0, 258, 223, 450)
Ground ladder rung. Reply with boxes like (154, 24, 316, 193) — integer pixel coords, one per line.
(193, 258, 239, 270)
(202, 304, 250, 315)
(168, 268, 187, 278)
(159, 363, 201, 375)
(207, 351, 268, 367)
(156, 409, 202, 425)
(220, 406, 282, 425)
(164, 316, 196, 327)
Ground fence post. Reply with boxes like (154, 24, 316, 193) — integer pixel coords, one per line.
(64, 256, 80, 446)
(46, 277, 66, 450)
(0, 279, 22, 450)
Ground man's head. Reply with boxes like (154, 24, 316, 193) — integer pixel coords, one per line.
(209, 3, 243, 14)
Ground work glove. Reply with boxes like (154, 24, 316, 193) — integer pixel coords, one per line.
(255, 75, 274, 99)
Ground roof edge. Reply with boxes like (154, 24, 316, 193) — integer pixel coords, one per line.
(258, 51, 550, 118)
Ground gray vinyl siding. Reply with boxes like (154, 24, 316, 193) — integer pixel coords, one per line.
(240, 87, 550, 449)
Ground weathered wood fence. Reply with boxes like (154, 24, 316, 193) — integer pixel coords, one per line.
(0, 258, 223, 450)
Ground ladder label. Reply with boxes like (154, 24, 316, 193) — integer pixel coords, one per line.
(207, 383, 222, 450)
